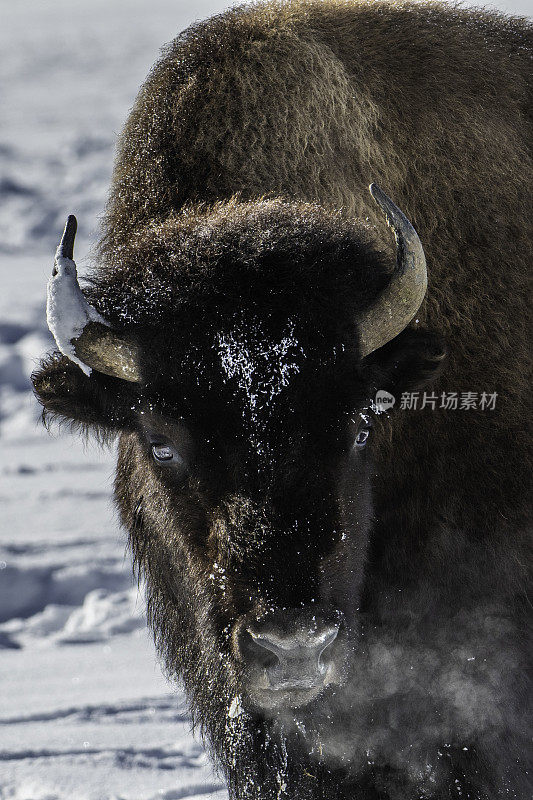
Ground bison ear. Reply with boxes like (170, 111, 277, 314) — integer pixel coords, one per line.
(32, 352, 136, 438)
(364, 328, 447, 399)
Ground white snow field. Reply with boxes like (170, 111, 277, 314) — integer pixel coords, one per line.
(1, 1, 530, 799)
(1, 2, 229, 798)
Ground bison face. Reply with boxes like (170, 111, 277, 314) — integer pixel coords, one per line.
(95, 305, 441, 717)
(33, 195, 444, 719)
(122, 324, 376, 713)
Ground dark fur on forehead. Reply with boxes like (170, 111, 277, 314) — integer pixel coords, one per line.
(88, 198, 389, 332)
(35, 198, 429, 439)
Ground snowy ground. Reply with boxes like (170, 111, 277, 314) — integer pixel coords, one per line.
(1, 1, 530, 799)
(1, 2, 229, 798)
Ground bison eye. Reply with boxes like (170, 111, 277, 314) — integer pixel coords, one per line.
(151, 442, 183, 465)
(354, 427, 371, 448)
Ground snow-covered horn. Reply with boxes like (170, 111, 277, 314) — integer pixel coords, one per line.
(46, 216, 141, 382)
(357, 184, 428, 358)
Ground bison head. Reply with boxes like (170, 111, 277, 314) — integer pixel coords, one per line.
(33, 187, 443, 722)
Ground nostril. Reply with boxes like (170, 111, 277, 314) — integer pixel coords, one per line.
(320, 625, 339, 651)
(245, 623, 340, 682)
(241, 629, 280, 670)
(317, 626, 339, 673)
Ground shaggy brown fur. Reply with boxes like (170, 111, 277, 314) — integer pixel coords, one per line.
(97, 0, 532, 529)
(33, 2, 532, 798)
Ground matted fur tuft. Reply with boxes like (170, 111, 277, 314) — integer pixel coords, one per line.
(32, 352, 138, 441)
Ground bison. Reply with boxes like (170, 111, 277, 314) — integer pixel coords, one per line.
(33, 1, 532, 798)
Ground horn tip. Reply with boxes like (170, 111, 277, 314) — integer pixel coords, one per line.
(64, 214, 77, 236)
(58, 214, 78, 260)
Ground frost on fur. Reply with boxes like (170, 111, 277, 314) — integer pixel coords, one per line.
(46, 251, 109, 376)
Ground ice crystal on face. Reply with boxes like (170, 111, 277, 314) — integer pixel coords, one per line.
(228, 694, 244, 719)
(216, 316, 305, 459)
(276, 732, 289, 798)
(217, 317, 304, 411)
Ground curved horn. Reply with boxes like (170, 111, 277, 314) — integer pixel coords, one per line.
(357, 184, 428, 358)
(46, 216, 141, 382)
